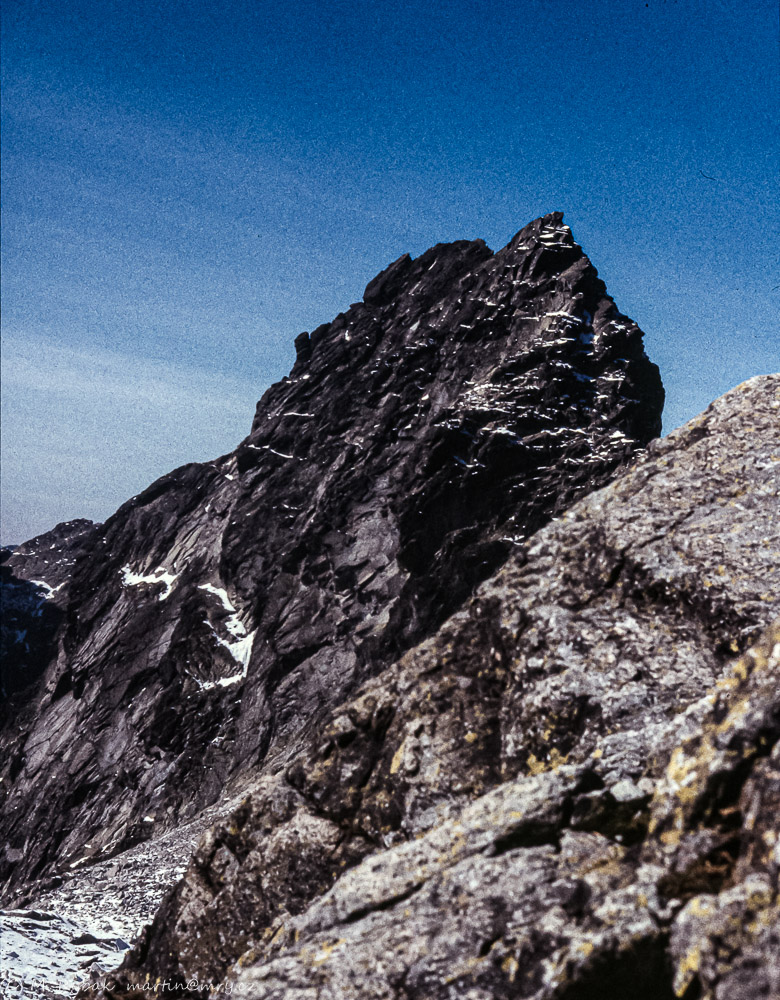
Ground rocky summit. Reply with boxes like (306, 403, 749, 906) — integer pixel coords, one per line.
(1, 214, 777, 999)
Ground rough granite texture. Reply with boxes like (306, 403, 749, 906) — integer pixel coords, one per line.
(0, 214, 664, 905)
(107, 374, 779, 999)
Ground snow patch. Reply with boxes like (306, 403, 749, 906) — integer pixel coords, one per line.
(247, 444, 296, 459)
(120, 566, 178, 601)
(199, 582, 236, 614)
(29, 579, 65, 599)
(198, 584, 257, 676)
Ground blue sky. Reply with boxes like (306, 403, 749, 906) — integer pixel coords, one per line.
(2, 0, 778, 543)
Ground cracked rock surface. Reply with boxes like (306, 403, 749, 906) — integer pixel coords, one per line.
(109, 375, 779, 998)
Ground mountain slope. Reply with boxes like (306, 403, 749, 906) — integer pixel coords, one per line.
(0, 520, 96, 701)
(0, 213, 664, 905)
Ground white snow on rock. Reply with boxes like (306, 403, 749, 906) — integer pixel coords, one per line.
(120, 566, 178, 602)
(198, 582, 236, 614)
(198, 584, 257, 682)
(29, 580, 65, 600)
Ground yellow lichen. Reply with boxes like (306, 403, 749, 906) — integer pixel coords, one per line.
(443, 954, 481, 983)
(312, 938, 346, 966)
(502, 955, 519, 981)
(688, 896, 715, 918)
(549, 747, 568, 769)
(389, 740, 406, 775)
(674, 945, 701, 997)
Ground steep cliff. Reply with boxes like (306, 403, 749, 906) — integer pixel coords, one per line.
(0, 213, 664, 910)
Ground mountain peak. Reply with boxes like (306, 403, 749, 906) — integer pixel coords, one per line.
(0, 217, 674, 991)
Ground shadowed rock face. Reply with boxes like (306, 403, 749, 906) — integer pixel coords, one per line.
(0, 569, 62, 701)
(1, 520, 96, 702)
(111, 375, 780, 1000)
(3, 519, 98, 595)
(0, 213, 664, 905)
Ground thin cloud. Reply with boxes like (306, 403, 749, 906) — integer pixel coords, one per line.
(1, 335, 261, 543)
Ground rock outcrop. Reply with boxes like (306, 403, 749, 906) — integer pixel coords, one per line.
(112, 374, 780, 999)
(0, 213, 664, 908)
(3, 518, 98, 596)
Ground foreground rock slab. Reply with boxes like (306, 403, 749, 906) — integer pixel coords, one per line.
(109, 376, 779, 998)
(227, 622, 780, 1000)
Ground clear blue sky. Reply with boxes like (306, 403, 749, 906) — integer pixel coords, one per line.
(2, 0, 778, 543)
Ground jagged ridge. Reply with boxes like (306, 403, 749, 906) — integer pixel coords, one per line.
(0, 213, 663, 909)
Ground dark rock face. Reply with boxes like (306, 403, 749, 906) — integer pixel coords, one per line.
(114, 375, 780, 999)
(4, 519, 98, 595)
(0, 213, 664, 905)
(1, 520, 96, 702)
(0, 567, 61, 701)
